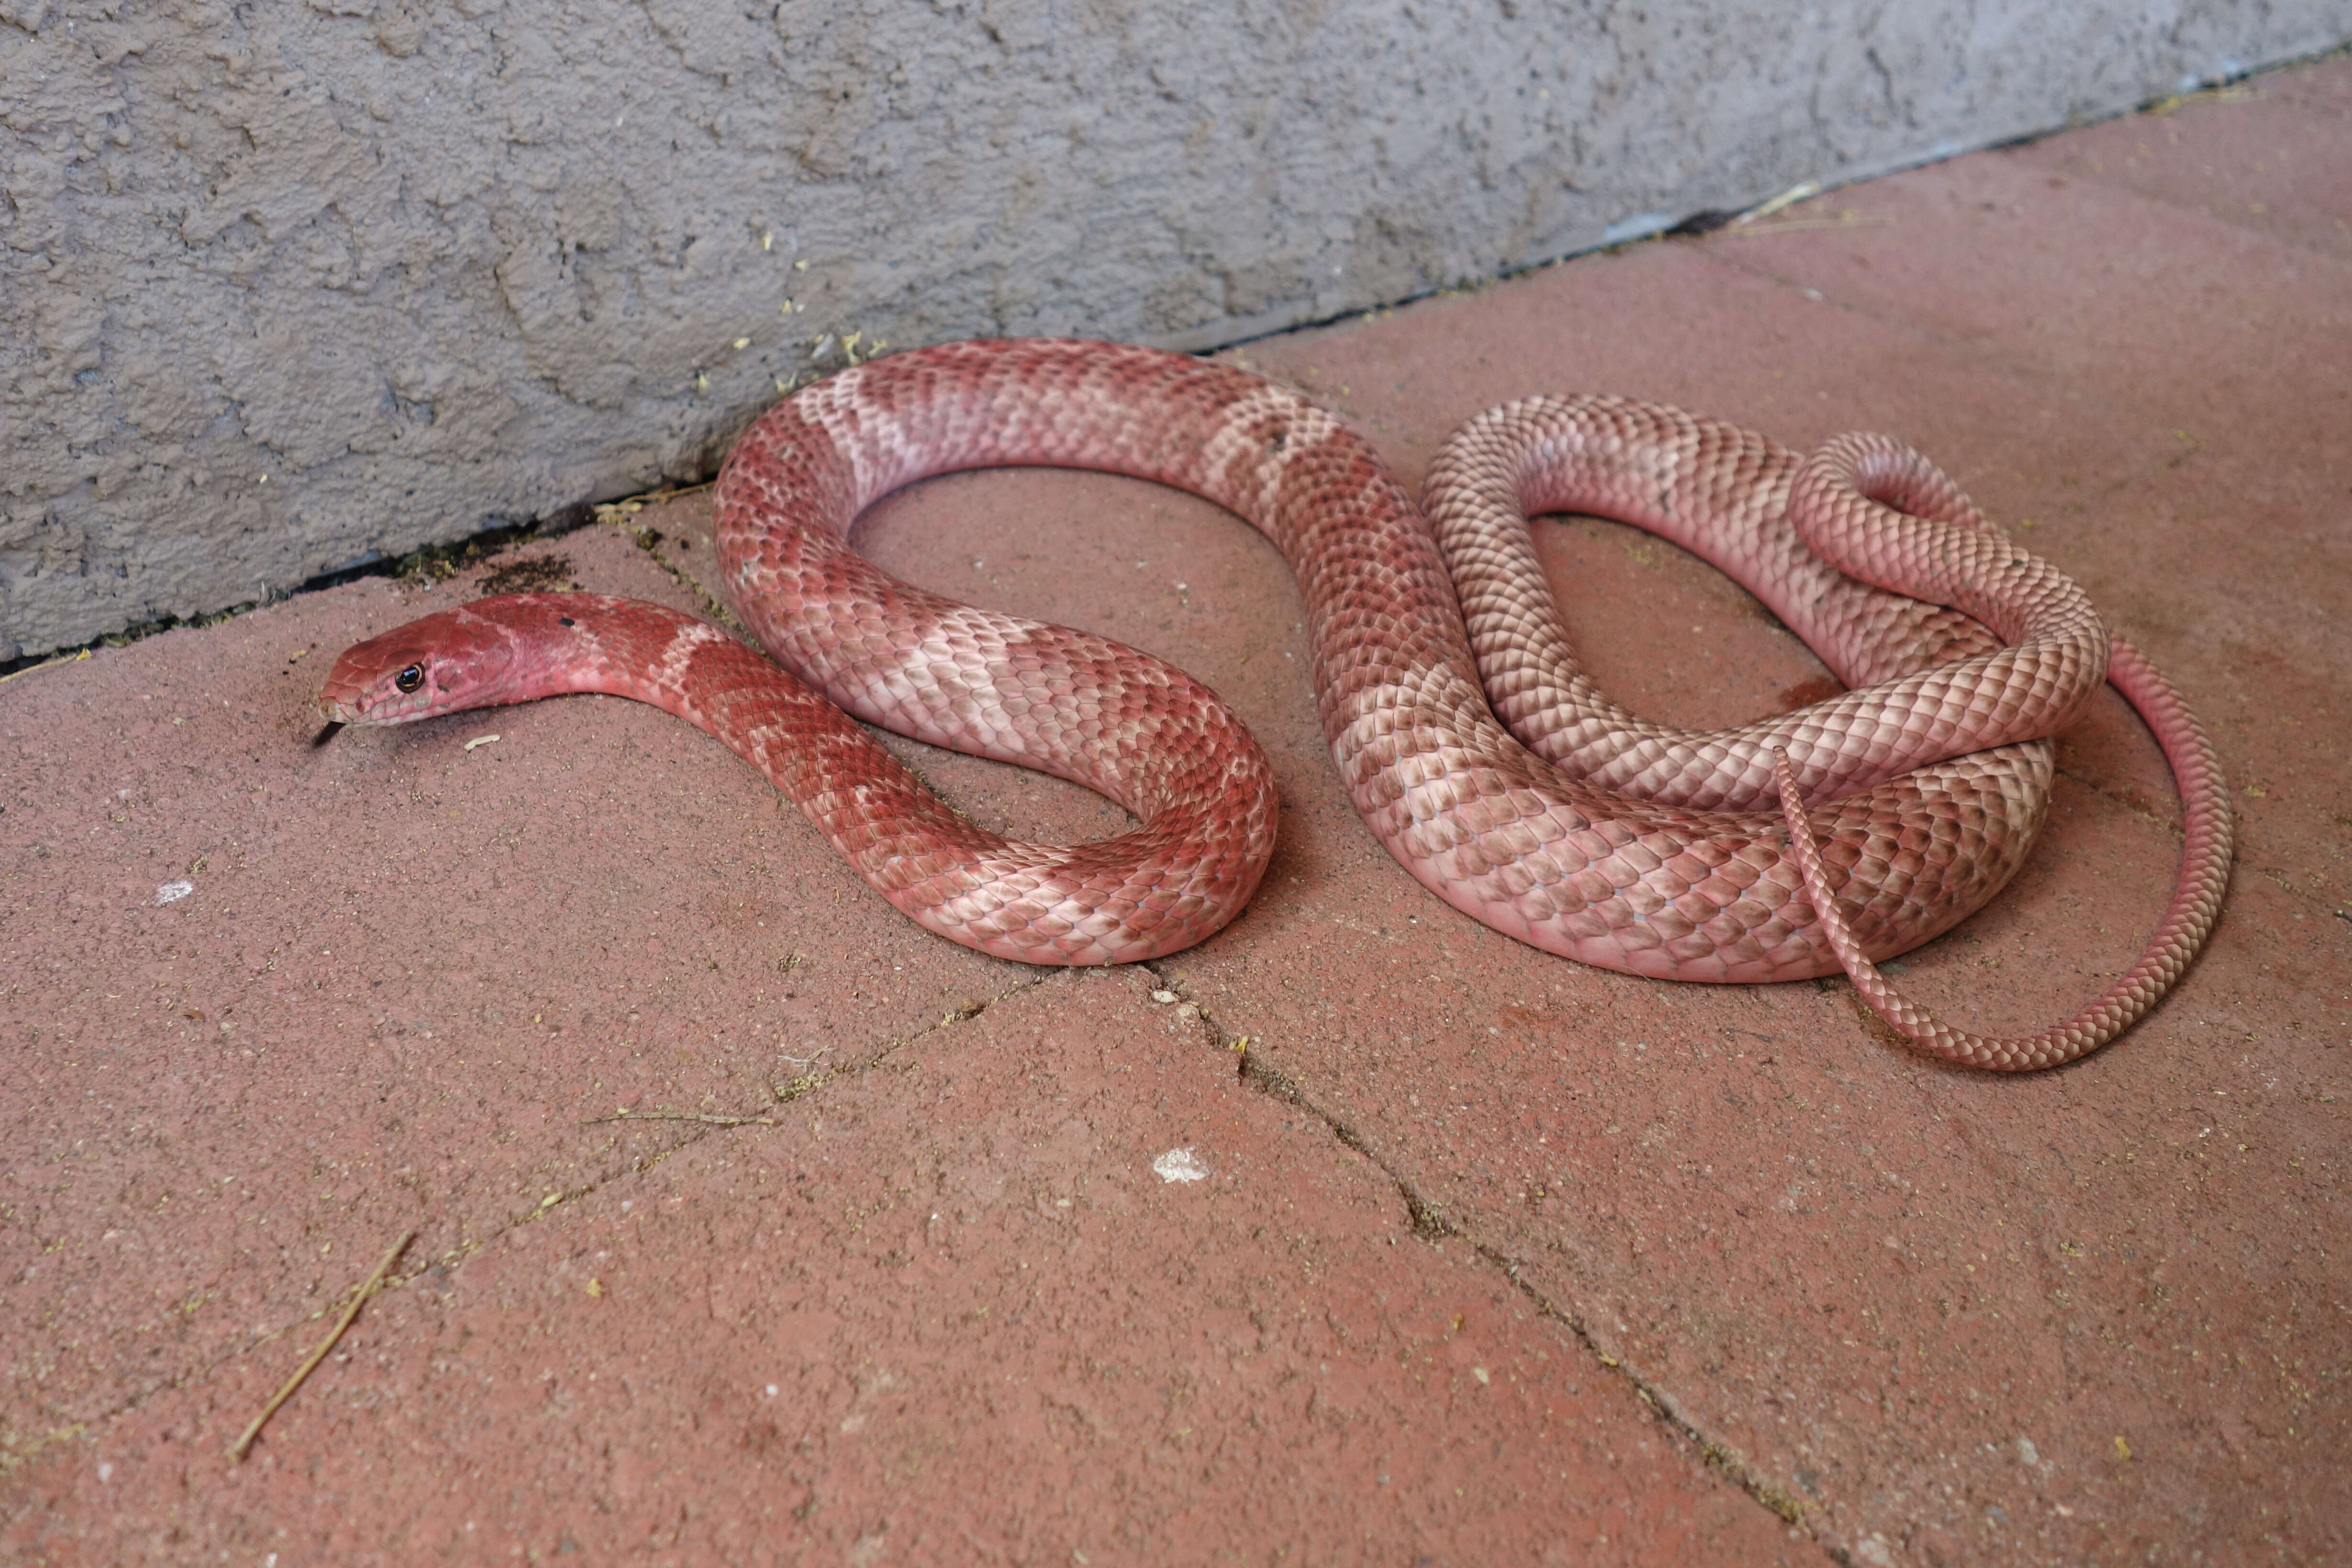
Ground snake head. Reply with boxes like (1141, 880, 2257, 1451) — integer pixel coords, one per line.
(316, 604, 528, 727)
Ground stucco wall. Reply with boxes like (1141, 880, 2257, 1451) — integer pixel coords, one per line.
(2, 0, 2342, 660)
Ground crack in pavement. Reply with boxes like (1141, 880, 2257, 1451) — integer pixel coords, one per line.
(1140, 957, 1840, 1558)
(622, 516, 748, 637)
(0, 972, 1044, 1481)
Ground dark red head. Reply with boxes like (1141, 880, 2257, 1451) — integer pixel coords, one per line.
(317, 594, 605, 727)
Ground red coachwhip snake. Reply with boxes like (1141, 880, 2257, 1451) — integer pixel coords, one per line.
(319, 339, 2230, 1070)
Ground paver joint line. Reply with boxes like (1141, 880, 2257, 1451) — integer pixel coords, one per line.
(41, 970, 1042, 1478)
(1156, 957, 1840, 1545)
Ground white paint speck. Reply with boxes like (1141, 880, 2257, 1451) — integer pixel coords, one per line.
(97, 1462, 112, 1482)
(1153, 1148, 1207, 1184)
(766, 1384, 779, 1397)
(155, 881, 193, 905)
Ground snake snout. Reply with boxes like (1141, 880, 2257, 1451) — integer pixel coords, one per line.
(314, 681, 366, 726)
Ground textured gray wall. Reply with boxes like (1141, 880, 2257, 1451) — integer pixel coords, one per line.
(2, 0, 2342, 660)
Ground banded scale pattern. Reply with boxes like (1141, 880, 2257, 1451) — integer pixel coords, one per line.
(321, 338, 2230, 1068)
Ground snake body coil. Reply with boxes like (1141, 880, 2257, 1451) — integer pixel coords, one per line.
(321, 340, 2230, 1070)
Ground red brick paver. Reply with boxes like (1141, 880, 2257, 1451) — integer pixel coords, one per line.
(6, 56, 2347, 1567)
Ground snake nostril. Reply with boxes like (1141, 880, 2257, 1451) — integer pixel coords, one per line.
(395, 663, 426, 694)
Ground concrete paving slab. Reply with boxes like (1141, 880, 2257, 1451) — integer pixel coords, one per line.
(3, 968, 1798, 1565)
(1, 525, 1041, 1462)
(1198, 71, 2350, 1566)
(6, 49, 2349, 1568)
(2011, 74, 2352, 264)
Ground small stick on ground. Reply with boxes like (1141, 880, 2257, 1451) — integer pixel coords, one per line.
(228, 1229, 414, 1462)
(590, 1109, 777, 1127)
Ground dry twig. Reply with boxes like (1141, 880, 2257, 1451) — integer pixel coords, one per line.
(591, 1108, 778, 1127)
(228, 1230, 414, 1462)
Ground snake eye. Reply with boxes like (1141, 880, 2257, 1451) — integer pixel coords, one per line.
(394, 663, 426, 694)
